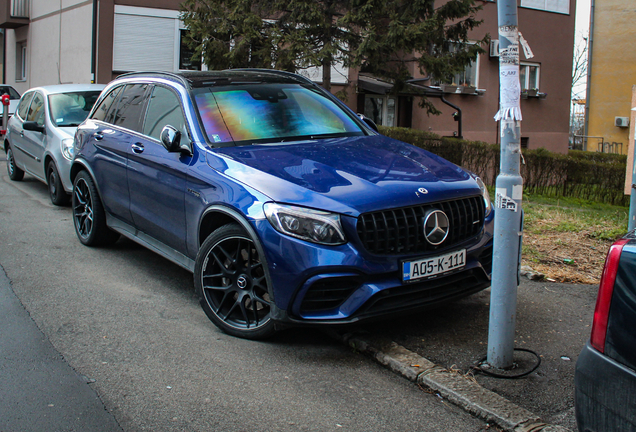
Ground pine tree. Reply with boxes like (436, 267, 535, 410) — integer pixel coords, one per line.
(180, 0, 486, 110)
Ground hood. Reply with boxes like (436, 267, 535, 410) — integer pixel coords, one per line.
(57, 126, 78, 138)
(206, 135, 480, 216)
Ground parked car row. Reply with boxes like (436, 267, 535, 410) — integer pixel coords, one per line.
(3, 70, 495, 340)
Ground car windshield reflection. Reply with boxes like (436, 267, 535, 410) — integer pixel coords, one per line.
(194, 84, 364, 146)
(48, 91, 103, 127)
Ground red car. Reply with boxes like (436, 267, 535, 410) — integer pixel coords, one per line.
(575, 233, 636, 431)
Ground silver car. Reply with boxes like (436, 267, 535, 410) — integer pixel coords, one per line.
(4, 84, 105, 205)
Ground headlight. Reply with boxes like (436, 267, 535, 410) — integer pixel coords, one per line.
(61, 138, 74, 160)
(264, 203, 346, 245)
(475, 176, 492, 216)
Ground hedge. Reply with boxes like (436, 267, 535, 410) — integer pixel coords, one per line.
(378, 126, 629, 206)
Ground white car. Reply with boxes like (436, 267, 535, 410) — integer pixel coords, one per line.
(4, 84, 105, 205)
(0, 85, 21, 118)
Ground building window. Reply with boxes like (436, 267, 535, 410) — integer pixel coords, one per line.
(519, 63, 540, 90)
(364, 95, 396, 127)
(16, 41, 26, 81)
(451, 60, 477, 87)
(520, 0, 569, 14)
(521, 137, 529, 149)
(432, 43, 479, 88)
(179, 30, 201, 71)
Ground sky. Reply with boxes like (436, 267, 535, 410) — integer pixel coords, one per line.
(575, 0, 591, 37)
(572, 0, 592, 98)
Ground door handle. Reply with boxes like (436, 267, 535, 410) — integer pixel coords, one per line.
(93, 132, 103, 141)
(131, 143, 144, 154)
(20, 131, 24, 137)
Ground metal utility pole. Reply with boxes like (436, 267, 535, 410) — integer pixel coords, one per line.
(487, 0, 526, 369)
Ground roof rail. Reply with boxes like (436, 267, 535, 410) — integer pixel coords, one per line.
(227, 68, 316, 86)
(115, 71, 191, 87)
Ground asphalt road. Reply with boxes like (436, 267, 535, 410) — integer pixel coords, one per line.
(0, 160, 492, 432)
(358, 255, 598, 431)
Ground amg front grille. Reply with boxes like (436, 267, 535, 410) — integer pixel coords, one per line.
(356, 196, 485, 255)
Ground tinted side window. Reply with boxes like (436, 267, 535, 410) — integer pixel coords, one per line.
(17, 91, 34, 120)
(143, 86, 191, 145)
(91, 86, 123, 123)
(113, 84, 149, 132)
(27, 92, 45, 125)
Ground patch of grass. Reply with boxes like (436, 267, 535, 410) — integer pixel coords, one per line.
(524, 191, 628, 214)
(522, 192, 629, 241)
(521, 243, 542, 262)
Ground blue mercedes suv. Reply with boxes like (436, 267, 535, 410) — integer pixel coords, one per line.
(71, 70, 494, 339)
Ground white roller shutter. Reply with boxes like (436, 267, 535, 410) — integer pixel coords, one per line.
(520, 0, 569, 14)
(113, 13, 176, 72)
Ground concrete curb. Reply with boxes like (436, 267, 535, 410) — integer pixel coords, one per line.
(334, 332, 571, 432)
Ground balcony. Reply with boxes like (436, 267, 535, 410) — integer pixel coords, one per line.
(0, 0, 29, 29)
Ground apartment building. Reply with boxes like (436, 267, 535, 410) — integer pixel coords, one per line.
(0, 0, 576, 152)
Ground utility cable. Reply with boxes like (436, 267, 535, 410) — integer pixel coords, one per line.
(472, 348, 541, 379)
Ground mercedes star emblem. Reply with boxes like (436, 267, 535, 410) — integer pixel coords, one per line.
(423, 210, 449, 245)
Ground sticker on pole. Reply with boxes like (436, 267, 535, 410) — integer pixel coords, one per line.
(494, 25, 523, 122)
(495, 188, 518, 212)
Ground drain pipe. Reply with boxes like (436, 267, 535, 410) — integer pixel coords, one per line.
(91, 0, 98, 83)
(405, 78, 463, 139)
(440, 95, 462, 139)
(583, 0, 595, 150)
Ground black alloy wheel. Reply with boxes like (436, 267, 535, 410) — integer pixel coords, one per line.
(6, 145, 24, 181)
(47, 161, 70, 206)
(72, 171, 119, 246)
(195, 224, 276, 339)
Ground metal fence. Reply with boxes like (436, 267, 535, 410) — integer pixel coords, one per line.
(570, 135, 623, 154)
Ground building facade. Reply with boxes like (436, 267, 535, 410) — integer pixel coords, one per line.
(350, 0, 576, 153)
(585, 0, 636, 155)
(0, 0, 576, 153)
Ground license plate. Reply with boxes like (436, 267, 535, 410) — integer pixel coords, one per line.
(402, 249, 466, 282)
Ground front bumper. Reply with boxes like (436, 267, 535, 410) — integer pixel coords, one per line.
(575, 342, 636, 431)
(255, 214, 493, 325)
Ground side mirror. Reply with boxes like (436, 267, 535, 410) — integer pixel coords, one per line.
(357, 114, 379, 132)
(23, 121, 46, 133)
(160, 125, 191, 155)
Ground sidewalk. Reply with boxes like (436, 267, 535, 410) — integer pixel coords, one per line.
(0, 267, 123, 432)
(335, 278, 596, 431)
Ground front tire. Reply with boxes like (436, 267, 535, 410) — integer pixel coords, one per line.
(6, 145, 24, 181)
(72, 170, 119, 246)
(195, 224, 276, 339)
(48, 161, 70, 206)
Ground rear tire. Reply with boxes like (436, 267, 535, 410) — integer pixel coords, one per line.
(72, 170, 119, 246)
(195, 224, 276, 339)
(47, 161, 70, 206)
(6, 144, 24, 181)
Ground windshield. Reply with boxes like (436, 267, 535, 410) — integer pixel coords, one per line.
(48, 91, 102, 127)
(194, 84, 364, 146)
